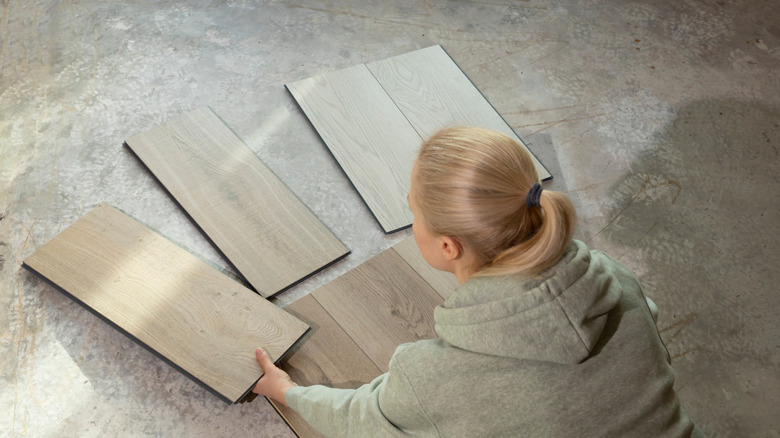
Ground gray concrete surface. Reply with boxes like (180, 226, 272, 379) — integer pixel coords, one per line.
(2, 0, 778, 436)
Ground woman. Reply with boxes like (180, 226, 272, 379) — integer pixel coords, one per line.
(253, 127, 703, 437)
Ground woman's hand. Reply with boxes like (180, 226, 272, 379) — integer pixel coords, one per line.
(252, 347, 298, 407)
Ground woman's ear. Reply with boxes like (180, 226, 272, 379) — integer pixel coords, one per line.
(439, 235, 463, 261)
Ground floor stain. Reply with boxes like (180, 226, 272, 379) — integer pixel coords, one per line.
(659, 312, 698, 344)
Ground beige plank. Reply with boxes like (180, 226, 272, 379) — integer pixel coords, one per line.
(286, 65, 420, 233)
(23, 203, 310, 403)
(125, 107, 348, 298)
(392, 236, 460, 300)
(311, 249, 443, 370)
(366, 45, 551, 180)
(270, 295, 383, 438)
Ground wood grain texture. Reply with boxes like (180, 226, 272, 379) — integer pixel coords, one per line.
(23, 203, 310, 403)
(286, 65, 420, 233)
(281, 295, 382, 388)
(269, 242, 446, 436)
(125, 107, 349, 297)
(271, 295, 383, 438)
(366, 45, 551, 180)
(392, 236, 460, 300)
(311, 249, 443, 371)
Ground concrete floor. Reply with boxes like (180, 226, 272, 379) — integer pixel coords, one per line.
(1, 0, 778, 436)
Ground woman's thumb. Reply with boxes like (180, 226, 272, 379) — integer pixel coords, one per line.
(255, 347, 273, 371)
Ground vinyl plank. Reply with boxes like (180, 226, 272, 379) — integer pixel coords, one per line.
(392, 236, 459, 300)
(311, 249, 443, 371)
(280, 295, 383, 387)
(23, 203, 310, 403)
(125, 107, 349, 298)
(366, 45, 551, 180)
(286, 65, 420, 233)
(268, 242, 447, 436)
(270, 295, 383, 438)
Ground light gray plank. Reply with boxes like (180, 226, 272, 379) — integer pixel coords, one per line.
(287, 65, 420, 233)
(392, 235, 460, 300)
(125, 107, 349, 298)
(23, 203, 310, 403)
(367, 45, 551, 180)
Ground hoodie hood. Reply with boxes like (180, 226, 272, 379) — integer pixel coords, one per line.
(434, 240, 623, 364)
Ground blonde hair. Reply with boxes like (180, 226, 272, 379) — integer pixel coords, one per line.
(413, 127, 576, 277)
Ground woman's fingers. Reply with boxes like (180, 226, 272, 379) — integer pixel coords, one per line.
(252, 347, 297, 406)
(255, 347, 274, 371)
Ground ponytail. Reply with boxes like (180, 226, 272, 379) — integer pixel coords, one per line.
(487, 189, 577, 276)
(413, 127, 577, 277)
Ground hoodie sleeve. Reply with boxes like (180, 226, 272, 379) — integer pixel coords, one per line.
(285, 344, 437, 438)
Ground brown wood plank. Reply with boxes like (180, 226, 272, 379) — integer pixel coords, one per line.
(125, 107, 349, 297)
(311, 249, 443, 371)
(23, 203, 310, 403)
(286, 65, 420, 233)
(366, 45, 551, 180)
(392, 236, 460, 300)
(268, 241, 446, 436)
(270, 295, 383, 438)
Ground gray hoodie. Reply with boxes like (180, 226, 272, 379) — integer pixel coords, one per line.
(287, 240, 703, 437)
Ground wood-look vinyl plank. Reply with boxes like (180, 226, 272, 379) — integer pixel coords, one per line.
(286, 65, 420, 233)
(270, 295, 383, 438)
(392, 236, 460, 300)
(125, 107, 349, 298)
(280, 295, 383, 388)
(366, 45, 551, 180)
(311, 249, 443, 371)
(22, 203, 310, 404)
(268, 240, 448, 436)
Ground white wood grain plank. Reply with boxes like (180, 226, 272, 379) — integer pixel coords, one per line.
(367, 45, 551, 180)
(287, 65, 420, 233)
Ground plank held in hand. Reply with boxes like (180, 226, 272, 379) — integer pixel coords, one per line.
(23, 203, 310, 403)
(125, 107, 349, 298)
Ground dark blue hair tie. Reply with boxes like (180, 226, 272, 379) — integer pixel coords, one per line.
(526, 183, 543, 208)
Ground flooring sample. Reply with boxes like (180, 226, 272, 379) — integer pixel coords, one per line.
(287, 45, 551, 233)
(269, 236, 454, 436)
(366, 45, 551, 180)
(286, 66, 420, 233)
(270, 295, 383, 438)
(23, 203, 310, 404)
(311, 249, 443, 369)
(392, 236, 459, 300)
(125, 107, 349, 298)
